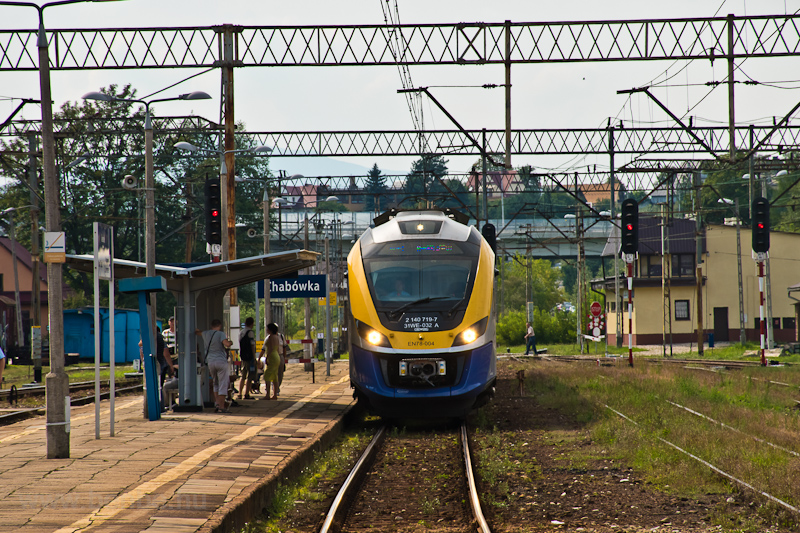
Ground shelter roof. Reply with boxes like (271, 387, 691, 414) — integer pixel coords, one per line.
(64, 250, 318, 293)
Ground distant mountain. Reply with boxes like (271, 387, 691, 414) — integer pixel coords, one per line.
(273, 157, 406, 180)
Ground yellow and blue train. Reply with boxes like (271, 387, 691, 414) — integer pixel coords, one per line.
(346, 209, 496, 418)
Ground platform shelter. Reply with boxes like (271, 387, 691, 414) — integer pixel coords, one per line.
(65, 250, 318, 411)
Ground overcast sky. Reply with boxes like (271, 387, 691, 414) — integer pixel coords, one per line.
(2, 0, 800, 179)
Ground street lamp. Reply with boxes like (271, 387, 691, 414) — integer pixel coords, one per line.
(84, 90, 212, 420)
(718, 197, 746, 345)
(0, 0, 127, 460)
(174, 141, 271, 262)
(83, 91, 211, 276)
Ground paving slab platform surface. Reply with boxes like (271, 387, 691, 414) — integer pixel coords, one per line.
(0, 361, 354, 533)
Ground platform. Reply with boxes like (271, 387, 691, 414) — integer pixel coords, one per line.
(0, 361, 354, 533)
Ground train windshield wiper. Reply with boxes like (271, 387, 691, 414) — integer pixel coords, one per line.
(445, 297, 467, 317)
(388, 296, 448, 318)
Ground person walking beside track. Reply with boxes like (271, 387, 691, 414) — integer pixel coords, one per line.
(195, 319, 233, 413)
(524, 321, 537, 355)
(237, 317, 256, 400)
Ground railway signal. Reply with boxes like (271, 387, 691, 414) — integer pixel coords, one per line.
(205, 177, 222, 246)
(751, 196, 770, 253)
(620, 198, 638, 254)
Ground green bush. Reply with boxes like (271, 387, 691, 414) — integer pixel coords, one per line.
(496, 308, 577, 345)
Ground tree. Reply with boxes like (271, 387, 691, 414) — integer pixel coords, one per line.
(364, 163, 387, 212)
(499, 256, 564, 314)
(402, 154, 449, 207)
(0, 84, 272, 320)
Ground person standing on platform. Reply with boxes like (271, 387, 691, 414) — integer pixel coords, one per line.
(195, 319, 233, 413)
(257, 323, 282, 400)
(163, 316, 177, 358)
(0, 344, 6, 387)
(237, 317, 256, 400)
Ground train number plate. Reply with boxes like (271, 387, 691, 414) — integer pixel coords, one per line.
(401, 314, 441, 332)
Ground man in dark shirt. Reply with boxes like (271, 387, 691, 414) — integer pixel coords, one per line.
(237, 317, 256, 399)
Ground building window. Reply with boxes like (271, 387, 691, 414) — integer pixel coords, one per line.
(671, 254, 695, 277)
(675, 300, 690, 321)
(783, 317, 795, 330)
(646, 256, 661, 277)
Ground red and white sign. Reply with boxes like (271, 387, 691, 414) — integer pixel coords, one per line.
(590, 301, 602, 317)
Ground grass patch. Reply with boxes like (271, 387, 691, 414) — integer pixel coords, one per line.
(537, 361, 800, 511)
(243, 429, 372, 533)
(3, 363, 136, 389)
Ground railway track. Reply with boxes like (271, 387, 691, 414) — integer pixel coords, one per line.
(320, 422, 490, 533)
(539, 354, 791, 369)
(1, 377, 141, 402)
(0, 381, 143, 425)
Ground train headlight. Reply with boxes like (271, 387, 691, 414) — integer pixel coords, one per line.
(453, 317, 489, 346)
(356, 320, 391, 347)
(367, 330, 383, 345)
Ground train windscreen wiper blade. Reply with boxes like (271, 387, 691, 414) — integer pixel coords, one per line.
(446, 297, 467, 317)
(388, 296, 449, 318)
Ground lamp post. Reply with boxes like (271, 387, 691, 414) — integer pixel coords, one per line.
(83, 91, 211, 277)
(0, 0, 126, 459)
(84, 91, 211, 420)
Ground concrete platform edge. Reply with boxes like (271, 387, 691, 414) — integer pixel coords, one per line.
(200, 402, 357, 533)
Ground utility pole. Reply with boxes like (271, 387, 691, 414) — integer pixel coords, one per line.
(694, 171, 704, 356)
(220, 25, 239, 315)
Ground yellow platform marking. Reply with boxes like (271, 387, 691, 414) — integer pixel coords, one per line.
(54, 376, 349, 532)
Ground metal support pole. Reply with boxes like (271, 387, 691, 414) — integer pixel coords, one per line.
(27, 133, 40, 329)
(626, 257, 634, 367)
(304, 215, 312, 363)
(481, 128, 488, 225)
(108, 233, 115, 437)
(694, 171, 704, 356)
(6, 214, 23, 346)
(758, 257, 766, 366)
(144, 110, 156, 418)
(263, 186, 271, 326)
(504, 19, 512, 171)
(727, 13, 736, 161)
(609, 126, 622, 348)
(325, 235, 331, 376)
(735, 199, 746, 344)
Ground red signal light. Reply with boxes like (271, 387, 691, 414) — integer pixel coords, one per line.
(626, 224, 633, 231)
(211, 209, 219, 217)
(757, 222, 764, 229)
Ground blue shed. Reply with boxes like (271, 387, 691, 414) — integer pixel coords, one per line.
(64, 308, 162, 363)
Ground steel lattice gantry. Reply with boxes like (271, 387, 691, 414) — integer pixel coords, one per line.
(2, 15, 800, 70)
(6, 122, 800, 158)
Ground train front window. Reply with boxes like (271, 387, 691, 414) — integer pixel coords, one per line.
(361, 240, 479, 309)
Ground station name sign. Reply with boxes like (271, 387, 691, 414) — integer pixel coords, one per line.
(259, 275, 327, 298)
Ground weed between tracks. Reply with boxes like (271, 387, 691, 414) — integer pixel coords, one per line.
(472, 359, 800, 532)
